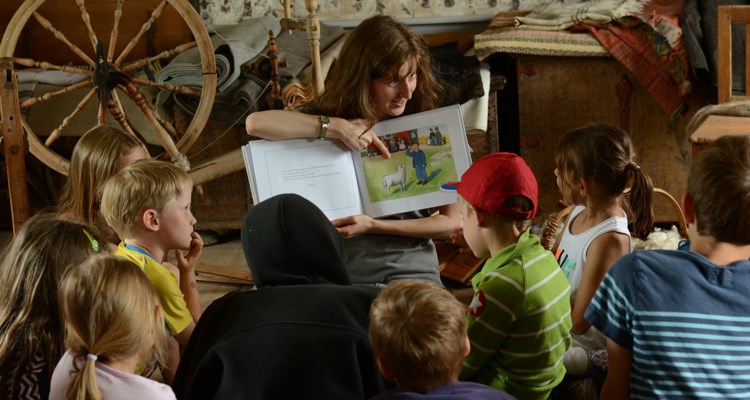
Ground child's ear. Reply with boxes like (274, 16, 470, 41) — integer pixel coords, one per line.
(375, 358, 396, 381)
(470, 204, 486, 227)
(142, 209, 160, 232)
(463, 335, 471, 356)
(578, 178, 589, 196)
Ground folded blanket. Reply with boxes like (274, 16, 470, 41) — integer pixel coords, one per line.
(156, 16, 282, 100)
(516, 0, 649, 30)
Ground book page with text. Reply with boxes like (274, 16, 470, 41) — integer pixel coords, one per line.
(242, 139, 363, 220)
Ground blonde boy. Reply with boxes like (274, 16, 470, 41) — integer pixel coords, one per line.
(100, 159, 203, 383)
(450, 153, 572, 400)
(369, 280, 515, 399)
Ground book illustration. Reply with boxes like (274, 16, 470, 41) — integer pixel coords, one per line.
(361, 123, 458, 203)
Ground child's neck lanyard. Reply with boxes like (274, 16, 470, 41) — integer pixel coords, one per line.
(124, 243, 158, 262)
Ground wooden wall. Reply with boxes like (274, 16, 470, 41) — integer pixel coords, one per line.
(1, 0, 194, 65)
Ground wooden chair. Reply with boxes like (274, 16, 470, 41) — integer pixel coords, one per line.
(718, 5, 750, 103)
(689, 6, 750, 156)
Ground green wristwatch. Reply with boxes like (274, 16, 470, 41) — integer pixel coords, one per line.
(318, 115, 329, 140)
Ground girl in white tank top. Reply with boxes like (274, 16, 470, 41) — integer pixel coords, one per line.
(551, 124, 654, 375)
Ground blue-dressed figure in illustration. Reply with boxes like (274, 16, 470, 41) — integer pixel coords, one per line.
(406, 142, 428, 185)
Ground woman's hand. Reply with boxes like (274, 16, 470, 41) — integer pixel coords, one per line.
(332, 214, 376, 238)
(450, 227, 468, 247)
(334, 118, 391, 158)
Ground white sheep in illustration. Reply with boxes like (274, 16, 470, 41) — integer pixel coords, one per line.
(383, 164, 406, 196)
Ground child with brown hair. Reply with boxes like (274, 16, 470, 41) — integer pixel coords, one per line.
(447, 153, 572, 400)
(50, 255, 174, 400)
(0, 213, 102, 399)
(552, 123, 653, 377)
(100, 159, 203, 383)
(57, 126, 147, 248)
(586, 134, 750, 398)
(369, 280, 515, 399)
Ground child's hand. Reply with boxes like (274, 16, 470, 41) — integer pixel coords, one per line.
(175, 231, 203, 274)
(332, 214, 375, 238)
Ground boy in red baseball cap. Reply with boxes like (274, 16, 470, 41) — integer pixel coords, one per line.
(448, 153, 572, 400)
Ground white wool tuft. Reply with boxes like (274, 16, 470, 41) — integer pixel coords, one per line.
(632, 226, 683, 251)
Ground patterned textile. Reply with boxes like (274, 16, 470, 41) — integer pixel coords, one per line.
(584, 0, 691, 117)
(17, 352, 45, 400)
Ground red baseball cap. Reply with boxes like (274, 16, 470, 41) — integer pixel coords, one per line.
(447, 152, 538, 220)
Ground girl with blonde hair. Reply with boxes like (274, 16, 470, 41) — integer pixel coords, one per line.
(50, 254, 173, 400)
(57, 126, 147, 247)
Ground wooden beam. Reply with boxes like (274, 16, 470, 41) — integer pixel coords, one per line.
(0, 58, 31, 234)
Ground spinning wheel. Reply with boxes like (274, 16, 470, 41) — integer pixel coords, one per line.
(0, 0, 217, 175)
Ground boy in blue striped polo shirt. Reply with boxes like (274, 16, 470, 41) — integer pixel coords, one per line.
(448, 153, 573, 400)
(586, 134, 750, 399)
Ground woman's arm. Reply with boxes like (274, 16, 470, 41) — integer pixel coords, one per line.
(572, 231, 629, 334)
(332, 203, 461, 240)
(245, 110, 390, 156)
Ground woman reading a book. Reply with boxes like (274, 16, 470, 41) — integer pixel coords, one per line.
(245, 15, 461, 287)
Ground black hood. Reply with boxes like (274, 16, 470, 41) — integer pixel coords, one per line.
(241, 193, 351, 287)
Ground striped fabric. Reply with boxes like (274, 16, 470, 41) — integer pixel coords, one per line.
(474, 26, 609, 62)
(460, 229, 572, 400)
(586, 250, 750, 399)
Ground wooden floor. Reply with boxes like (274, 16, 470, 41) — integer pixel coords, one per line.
(191, 230, 253, 310)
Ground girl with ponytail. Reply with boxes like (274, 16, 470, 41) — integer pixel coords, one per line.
(551, 123, 653, 380)
(50, 255, 173, 400)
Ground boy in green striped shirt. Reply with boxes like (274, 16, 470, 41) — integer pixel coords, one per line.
(448, 153, 572, 400)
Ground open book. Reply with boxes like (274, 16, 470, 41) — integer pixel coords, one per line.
(242, 104, 472, 220)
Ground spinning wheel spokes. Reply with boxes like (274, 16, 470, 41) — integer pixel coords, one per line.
(115, 0, 168, 65)
(1, 0, 216, 176)
(32, 11, 95, 67)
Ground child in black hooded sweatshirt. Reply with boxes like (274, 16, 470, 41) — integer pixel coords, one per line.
(172, 193, 386, 399)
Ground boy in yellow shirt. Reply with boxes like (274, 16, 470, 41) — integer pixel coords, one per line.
(101, 159, 203, 383)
